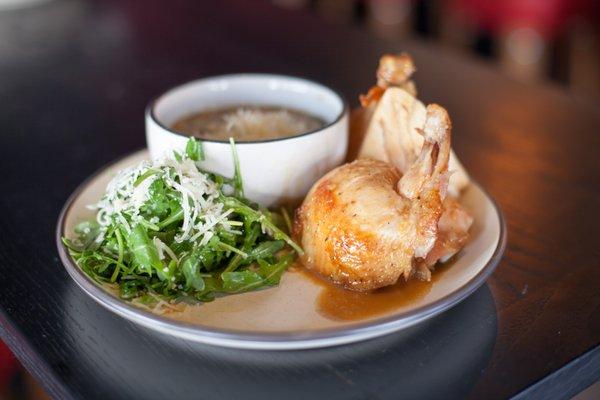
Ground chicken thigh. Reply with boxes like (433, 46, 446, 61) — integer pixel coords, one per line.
(296, 105, 454, 291)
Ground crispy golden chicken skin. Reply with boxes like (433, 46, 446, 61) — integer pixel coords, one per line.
(295, 159, 410, 290)
(296, 105, 453, 291)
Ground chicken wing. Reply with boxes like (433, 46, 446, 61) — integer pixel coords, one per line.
(351, 54, 470, 197)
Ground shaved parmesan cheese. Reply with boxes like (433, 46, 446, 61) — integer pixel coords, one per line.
(92, 151, 232, 245)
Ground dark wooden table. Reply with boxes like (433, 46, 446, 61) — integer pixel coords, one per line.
(0, 1, 598, 399)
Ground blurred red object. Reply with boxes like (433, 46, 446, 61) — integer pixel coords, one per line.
(0, 340, 18, 387)
(449, 0, 599, 38)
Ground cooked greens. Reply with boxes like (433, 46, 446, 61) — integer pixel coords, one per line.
(63, 138, 301, 307)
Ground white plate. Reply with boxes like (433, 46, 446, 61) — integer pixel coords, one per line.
(56, 149, 506, 350)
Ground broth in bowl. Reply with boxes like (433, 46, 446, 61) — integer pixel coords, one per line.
(146, 73, 348, 207)
(171, 105, 325, 141)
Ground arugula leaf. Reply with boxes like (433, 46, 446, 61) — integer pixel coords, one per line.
(120, 277, 146, 299)
(222, 196, 303, 254)
(142, 178, 170, 218)
(229, 138, 244, 198)
(246, 240, 284, 261)
(134, 169, 158, 187)
(186, 138, 204, 161)
(259, 253, 294, 285)
(221, 270, 264, 293)
(180, 254, 206, 291)
(222, 252, 293, 293)
(127, 224, 163, 275)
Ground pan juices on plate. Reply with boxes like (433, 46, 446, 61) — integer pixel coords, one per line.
(295, 54, 474, 291)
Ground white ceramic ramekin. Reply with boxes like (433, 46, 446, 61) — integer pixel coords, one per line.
(146, 74, 348, 207)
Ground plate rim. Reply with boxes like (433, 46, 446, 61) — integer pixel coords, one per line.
(56, 149, 507, 350)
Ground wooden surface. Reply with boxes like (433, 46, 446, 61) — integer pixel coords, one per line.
(0, 0, 598, 399)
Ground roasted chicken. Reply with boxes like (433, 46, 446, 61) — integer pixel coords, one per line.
(296, 54, 473, 291)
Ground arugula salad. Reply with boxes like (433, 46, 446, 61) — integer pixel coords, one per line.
(63, 138, 302, 308)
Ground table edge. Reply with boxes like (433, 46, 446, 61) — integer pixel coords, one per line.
(511, 344, 600, 400)
(0, 308, 75, 400)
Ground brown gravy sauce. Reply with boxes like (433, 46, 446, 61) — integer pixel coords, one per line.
(291, 261, 452, 321)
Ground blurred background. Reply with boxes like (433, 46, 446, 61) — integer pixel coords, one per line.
(274, 0, 600, 100)
(0, 0, 598, 398)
